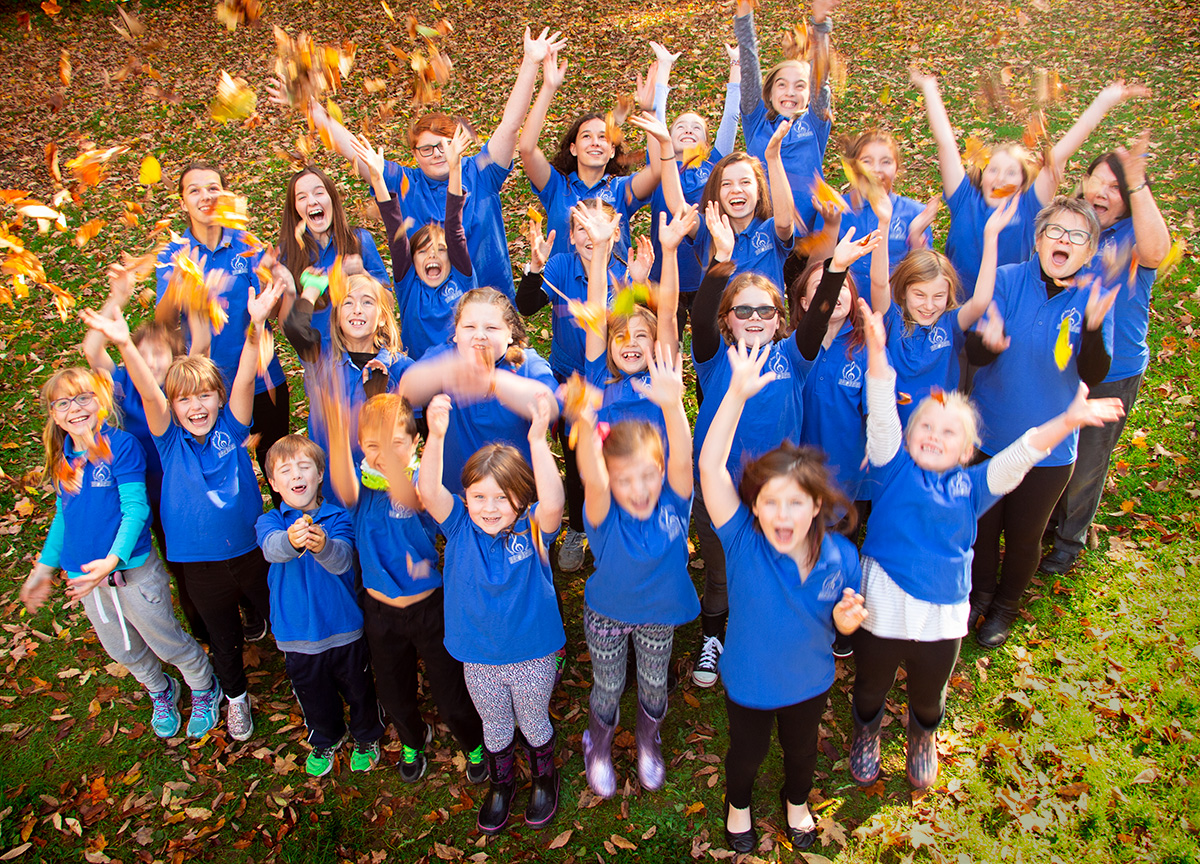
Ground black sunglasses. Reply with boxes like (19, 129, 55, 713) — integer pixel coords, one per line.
(730, 304, 778, 320)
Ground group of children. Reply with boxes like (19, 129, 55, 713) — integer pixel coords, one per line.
(20, 0, 1171, 848)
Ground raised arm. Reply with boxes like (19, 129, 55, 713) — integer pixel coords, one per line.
(79, 309, 171, 436)
(733, 0, 763, 115)
(416, 394, 456, 523)
(230, 280, 284, 426)
(310, 98, 372, 183)
(282, 273, 325, 364)
(765, 121, 797, 238)
(488, 27, 566, 169)
(715, 45, 742, 156)
(632, 344, 693, 498)
(518, 50, 568, 193)
(1027, 383, 1126, 453)
(579, 207, 621, 363)
(82, 264, 135, 375)
(909, 69, 966, 199)
(691, 203, 737, 364)
(959, 194, 1019, 329)
(656, 205, 700, 359)
(445, 125, 475, 278)
(629, 112, 687, 221)
(860, 299, 903, 466)
(794, 229, 880, 360)
(1117, 132, 1171, 267)
(628, 70, 667, 204)
(527, 393, 565, 533)
(869, 195, 893, 314)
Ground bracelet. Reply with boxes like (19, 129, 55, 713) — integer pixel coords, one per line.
(661, 154, 677, 161)
(1128, 181, 1148, 193)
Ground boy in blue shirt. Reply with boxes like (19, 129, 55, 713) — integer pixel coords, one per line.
(256, 435, 384, 777)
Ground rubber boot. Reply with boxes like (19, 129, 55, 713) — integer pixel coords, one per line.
(635, 702, 666, 791)
(849, 704, 884, 786)
(906, 711, 940, 789)
(476, 738, 517, 835)
(522, 728, 559, 829)
(582, 709, 617, 798)
(976, 598, 1021, 648)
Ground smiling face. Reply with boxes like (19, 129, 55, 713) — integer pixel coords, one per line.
(753, 475, 820, 558)
(465, 474, 519, 535)
(1036, 209, 1093, 280)
(568, 213, 596, 263)
(138, 336, 175, 387)
(607, 451, 665, 520)
(610, 315, 654, 375)
(338, 285, 382, 350)
(903, 276, 952, 326)
(856, 140, 899, 194)
(768, 62, 811, 118)
(180, 168, 223, 229)
(1083, 162, 1125, 229)
(718, 160, 761, 225)
(268, 453, 323, 511)
(360, 420, 416, 476)
(670, 112, 708, 154)
(414, 130, 451, 180)
(49, 387, 101, 446)
(906, 401, 973, 472)
(980, 149, 1027, 204)
(570, 118, 615, 171)
(726, 284, 780, 345)
(800, 267, 853, 328)
(172, 389, 221, 438)
(454, 300, 513, 363)
(293, 172, 332, 241)
(413, 228, 450, 286)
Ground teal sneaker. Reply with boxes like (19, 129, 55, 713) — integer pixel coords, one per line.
(399, 723, 432, 783)
(149, 676, 181, 738)
(466, 744, 487, 784)
(186, 678, 223, 739)
(350, 740, 381, 773)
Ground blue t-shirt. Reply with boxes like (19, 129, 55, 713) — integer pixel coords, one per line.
(285, 227, 389, 349)
(742, 99, 832, 232)
(693, 337, 806, 487)
(586, 358, 666, 439)
(156, 228, 285, 394)
(1082, 218, 1156, 382)
(534, 169, 648, 261)
(256, 499, 361, 650)
(693, 215, 793, 291)
(110, 366, 163, 508)
(382, 143, 515, 298)
(649, 150, 723, 292)
(352, 483, 442, 599)
(882, 304, 966, 427)
(541, 251, 621, 380)
(394, 265, 474, 362)
(438, 497, 565, 665)
(861, 449, 1000, 605)
(944, 182, 1042, 302)
(971, 259, 1114, 466)
(584, 484, 697, 626)
(154, 408, 264, 562)
(797, 326, 870, 501)
(837, 193, 933, 300)
(57, 426, 154, 574)
(717, 504, 861, 710)
(410, 344, 557, 495)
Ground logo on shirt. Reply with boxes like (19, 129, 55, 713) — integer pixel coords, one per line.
(838, 361, 863, 389)
(694, 165, 713, 183)
(210, 429, 236, 458)
(817, 568, 844, 601)
(658, 504, 685, 541)
(229, 257, 249, 276)
(91, 462, 113, 489)
(592, 187, 616, 205)
(633, 373, 651, 399)
(927, 326, 951, 351)
(1060, 308, 1083, 335)
(946, 473, 972, 499)
(442, 282, 465, 304)
(750, 230, 772, 255)
(389, 499, 415, 519)
(888, 219, 908, 240)
(768, 350, 792, 381)
(506, 532, 533, 564)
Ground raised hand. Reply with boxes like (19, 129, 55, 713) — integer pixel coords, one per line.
(634, 61, 659, 112)
(649, 40, 680, 72)
(832, 587, 868, 633)
(528, 391, 553, 442)
(105, 263, 135, 308)
(1097, 79, 1151, 109)
(908, 65, 936, 90)
(628, 235, 655, 285)
(705, 200, 736, 262)
(1084, 278, 1118, 331)
(870, 189, 893, 224)
(572, 202, 621, 247)
(526, 219, 556, 272)
(427, 393, 452, 438)
(727, 338, 777, 400)
(445, 123, 475, 169)
(812, 0, 840, 24)
(907, 194, 941, 250)
(631, 342, 685, 407)
(984, 193, 1020, 238)
(524, 26, 567, 65)
(80, 307, 132, 347)
(831, 227, 881, 272)
(978, 302, 1010, 353)
(859, 298, 887, 357)
(351, 133, 387, 183)
(765, 120, 793, 159)
(724, 43, 739, 65)
(1064, 383, 1125, 430)
(543, 49, 568, 91)
(1115, 130, 1151, 189)
(659, 204, 699, 251)
(627, 112, 672, 148)
(248, 280, 284, 326)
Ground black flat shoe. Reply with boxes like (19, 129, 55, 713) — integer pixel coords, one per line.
(723, 798, 757, 854)
(1039, 547, 1078, 575)
(778, 790, 817, 850)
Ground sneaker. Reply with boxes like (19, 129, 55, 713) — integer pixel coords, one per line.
(241, 607, 268, 642)
(350, 740, 381, 773)
(227, 694, 254, 741)
(553, 647, 567, 687)
(187, 678, 224, 739)
(692, 634, 723, 688)
(399, 723, 433, 783)
(307, 738, 344, 778)
(466, 744, 487, 784)
(557, 528, 586, 573)
(149, 676, 182, 738)
(832, 632, 854, 659)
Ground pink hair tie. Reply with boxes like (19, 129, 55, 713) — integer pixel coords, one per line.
(597, 421, 611, 442)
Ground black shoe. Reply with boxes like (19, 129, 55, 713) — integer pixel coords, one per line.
(241, 605, 267, 642)
(832, 632, 853, 659)
(477, 739, 517, 835)
(976, 602, 1020, 649)
(521, 729, 559, 829)
(723, 798, 757, 854)
(778, 790, 817, 850)
(666, 667, 678, 696)
(1039, 547, 1077, 576)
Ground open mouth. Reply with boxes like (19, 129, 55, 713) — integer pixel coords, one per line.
(290, 481, 309, 497)
(1051, 249, 1070, 268)
(586, 147, 606, 159)
(619, 348, 643, 365)
(347, 314, 368, 329)
(305, 204, 327, 226)
(187, 409, 210, 428)
(677, 132, 698, 146)
(423, 260, 444, 281)
(772, 526, 795, 546)
(727, 196, 748, 212)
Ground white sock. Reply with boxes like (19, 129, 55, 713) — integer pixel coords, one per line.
(228, 691, 249, 705)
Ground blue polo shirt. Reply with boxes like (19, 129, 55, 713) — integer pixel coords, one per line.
(438, 497, 565, 665)
(393, 267, 474, 361)
(351, 482, 442, 599)
(409, 344, 558, 495)
(382, 142, 515, 297)
(586, 358, 666, 438)
(861, 450, 999, 605)
(541, 251, 621, 380)
(256, 499, 361, 651)
(971, 259, 1114, 466)
(156, 228, 286, 394)
(649, 150, 723, 292)
(837, 193, 933, 300)
(882, 304, 966, 427)
(111, 366, 163, 508)
(797, 326, 870, 501)
(693, 215, 793, 290)
(944, 182, 1042, 302)
(1082, 217, 1156, 382)
(717, 504, 861, 710)
(693, 337, 806, 487)
(283, 227, 389, 348)
(742, 98, 832, 232)
(154, 408, 264, 562)
(534, 169, 648, 260)
(584, 484, 697, 626)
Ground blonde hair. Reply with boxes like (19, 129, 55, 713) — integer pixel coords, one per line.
(330, 273, 403, 360)
(357, 393, 417, 446)
(454, 287, 528, 367)
(602, 420, 665, 472)
(264, 434, 326, 482)
(965, 143, 1036, 192)
(904, 391, 981, 455)
(605, 306, 658, 376)
(163, 356, 226, 408)
(890, 249, 961, 332)
(40, 368, 116, 493)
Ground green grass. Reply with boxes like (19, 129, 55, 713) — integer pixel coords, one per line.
(1, 0, 1198, 860)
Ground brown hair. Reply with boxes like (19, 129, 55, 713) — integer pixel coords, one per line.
(738, 441, 855, 563)
(602, 420, 665, 471)
(550, 113, 630, 177)
(605, 306, 658, 376)
(163, 356, 227, 409)
(965, 143, 1036, 193)
(278, 165, 362, 309)
(716, 273, 789, 346)
(1082, 151, 1145, 217)
(178, 161, 227, 228)
(329, 273, 403, 360)
(890, 249, 961, 332)
(461, 444, 536, 515)
(453, 287, 528, 367)
(132, 320, 186, 357)
(789, 261, 866, 358)
(701, 153, 773, 223)
(844, 129, 901, 169)
(357, 393, 418, 446)
(762, 59, 812, 122)
(40, 368, 117, 493)
(264, 434, 326, 482)
(410, 222, 447, 265)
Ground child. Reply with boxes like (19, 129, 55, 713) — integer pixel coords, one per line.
(697, 339, 866, 853)
(419, 393, 566, 835)
(353, 126, 477, 362)
(572, 345, 697, 798)
(256, 435, 384, 777)
(81, 278, 284, 740)
(21, 369, 218, 740)
(327, 394, 486, 786)
(851, 301, 1125, 788)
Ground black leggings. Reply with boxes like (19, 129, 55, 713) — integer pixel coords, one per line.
(971, 461, 1074, 608)
(252, 380, 292, 509)
(724, 690, 827, 809)
(851, 630, 960, 728)
(555, 416, 585, 533)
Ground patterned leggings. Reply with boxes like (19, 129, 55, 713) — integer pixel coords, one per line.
(583, 605, 674, 726)
(462, 654, 557, 751)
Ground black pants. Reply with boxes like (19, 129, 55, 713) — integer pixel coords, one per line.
(555, 413, 585, 533)
(971, 461, 1074, 608)
(252, 380, 291, 508)
(285, 638, 385, 749)
(362, 590, 483, 752)
(724, 690, 828, 809)
(851, 629, 960, 728)
(179, 547, 272, 698)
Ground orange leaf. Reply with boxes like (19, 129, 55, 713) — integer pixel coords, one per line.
(74, 218, 106, 248)
(41, 0, 61, 16)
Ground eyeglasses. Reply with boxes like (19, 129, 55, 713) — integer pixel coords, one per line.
(1042, 224, 1091, 246)
(414, 142, 446, 157)
(50, 392, 97, 414)
(730, 305, 779, 320)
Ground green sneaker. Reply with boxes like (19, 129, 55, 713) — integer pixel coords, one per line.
(306, 734, 346, 778)
(351, 740, 381, 773)
(466, 744, 487, 784)
(399, 723, 432, 783)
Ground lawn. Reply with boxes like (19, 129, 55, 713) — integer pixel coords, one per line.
(0, 0, 1197, 861)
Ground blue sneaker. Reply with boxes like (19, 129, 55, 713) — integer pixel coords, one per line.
(187, 679, 224, 739)
(149, 676, 181, 738)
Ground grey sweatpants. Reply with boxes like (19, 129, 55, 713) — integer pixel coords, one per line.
(81, 548, 214, 695)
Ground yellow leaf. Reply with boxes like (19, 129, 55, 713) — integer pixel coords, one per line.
(139, 155, 161, 185)
(1053, 315, 1072, 371)
(683, 801, 705, 816)
(879, 85, 891, 106)
(380, 0, 395, 21)
(74, 218, 106, 248)
(525, 205, 543, 225)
